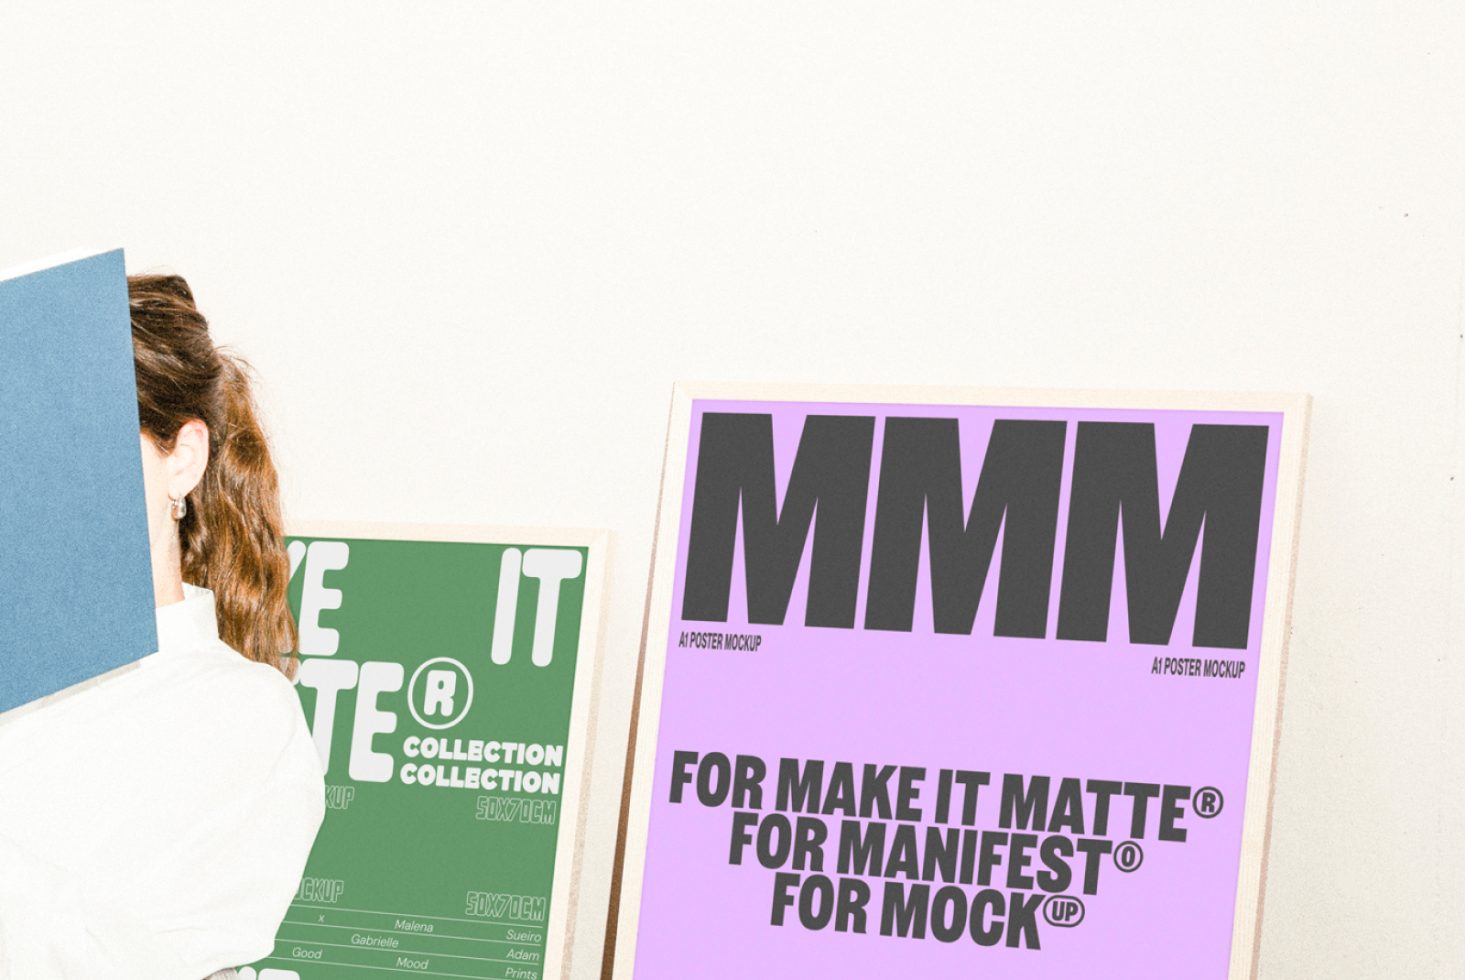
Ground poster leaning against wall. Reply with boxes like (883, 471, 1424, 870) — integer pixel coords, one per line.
(242, 522, 609, 980)
(609, 383, 1308, 980)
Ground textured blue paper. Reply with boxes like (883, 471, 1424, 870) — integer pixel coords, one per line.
(0, 249, 157, 713)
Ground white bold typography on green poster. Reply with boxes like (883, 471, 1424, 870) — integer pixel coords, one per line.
(242, 522, 607, 980)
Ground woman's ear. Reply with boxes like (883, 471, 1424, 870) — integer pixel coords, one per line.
(167, 419, 211, 499)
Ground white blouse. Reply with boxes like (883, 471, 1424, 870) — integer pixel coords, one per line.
(0, 584, 325, 979)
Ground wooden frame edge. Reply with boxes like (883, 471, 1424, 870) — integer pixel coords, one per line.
(1234, 394, 1312, 978)
(602, 383, 685, 980)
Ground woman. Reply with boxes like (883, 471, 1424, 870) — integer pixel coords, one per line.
(0, 274, 325, 979)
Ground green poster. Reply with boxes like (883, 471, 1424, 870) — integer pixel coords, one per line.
(242, 523, 607, 980)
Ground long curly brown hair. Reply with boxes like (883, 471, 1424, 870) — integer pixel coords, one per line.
(128, 273, 298, 676)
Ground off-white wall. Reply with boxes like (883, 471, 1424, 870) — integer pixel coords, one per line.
(3, 3, 1461, 976)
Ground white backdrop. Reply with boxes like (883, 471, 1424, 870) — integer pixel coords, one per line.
(3, 3, 1461, 976)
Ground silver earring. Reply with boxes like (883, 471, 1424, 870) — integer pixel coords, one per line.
(169, 494, 187, 520)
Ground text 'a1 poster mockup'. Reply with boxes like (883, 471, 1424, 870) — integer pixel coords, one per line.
(241, 523, 606, 980)
(612, 384, 1307, 980)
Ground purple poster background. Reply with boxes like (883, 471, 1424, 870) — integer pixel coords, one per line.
(633, 399, 1284, 979)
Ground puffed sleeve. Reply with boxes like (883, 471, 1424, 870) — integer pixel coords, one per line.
(0, 668, 325, 979)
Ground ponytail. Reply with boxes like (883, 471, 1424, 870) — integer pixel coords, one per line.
(129, 275, 299, 676)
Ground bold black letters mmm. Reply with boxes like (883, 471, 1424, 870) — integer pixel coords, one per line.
(680, 412, 1269, 650)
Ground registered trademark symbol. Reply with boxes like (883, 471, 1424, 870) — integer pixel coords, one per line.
(1114, 840, 1145, 873)
(1194, 786, 1224, 819)
(407, 656, 475, 730)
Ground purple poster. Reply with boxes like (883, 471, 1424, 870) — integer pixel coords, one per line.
(611, 385, 1308, 979)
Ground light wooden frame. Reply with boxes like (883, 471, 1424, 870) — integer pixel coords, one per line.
(289, 520, 612, 980)
(605, 382, 1309, 980)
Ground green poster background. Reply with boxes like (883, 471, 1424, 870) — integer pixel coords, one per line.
(243, 532, 595, 980)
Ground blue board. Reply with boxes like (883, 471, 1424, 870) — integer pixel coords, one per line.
(0, 249, 157, 713)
